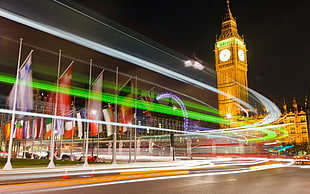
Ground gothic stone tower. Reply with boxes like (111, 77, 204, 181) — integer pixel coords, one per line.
(215, 0, 248, 121)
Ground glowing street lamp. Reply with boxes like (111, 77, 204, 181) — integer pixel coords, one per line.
(226, 113, 232, 128)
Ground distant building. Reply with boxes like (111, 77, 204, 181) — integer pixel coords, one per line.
(274, 97, 309, 145)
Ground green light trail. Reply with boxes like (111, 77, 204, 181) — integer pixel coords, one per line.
(0, 72, 289, 144)
(0, 73, 224, 124)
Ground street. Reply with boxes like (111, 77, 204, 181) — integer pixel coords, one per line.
(41, 167, 309, 194)
(0, 158, 307, 194)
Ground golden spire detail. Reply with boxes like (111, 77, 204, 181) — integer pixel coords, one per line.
(217, 0, 241, 40)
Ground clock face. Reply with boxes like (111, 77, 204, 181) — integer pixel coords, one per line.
(219, 49, 231, 62)
(238, 49, 245, 61)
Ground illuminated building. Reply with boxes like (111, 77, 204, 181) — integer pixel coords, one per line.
(275, 97, 309, 145)
(214, 2, 310, 151)
(214, 0, 248, 123)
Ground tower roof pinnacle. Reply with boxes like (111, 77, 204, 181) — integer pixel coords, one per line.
(217, 0, 242, 41)
(223, 0, 234, 22)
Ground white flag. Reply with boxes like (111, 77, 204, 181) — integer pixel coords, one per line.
(8, 52, 33, 112)
(103, 107, 113, 136)
(77, 112, 83, 138)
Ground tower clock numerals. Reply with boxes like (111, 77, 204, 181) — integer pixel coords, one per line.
(238, 49, 245, 61)
(219, 49, 231, 62)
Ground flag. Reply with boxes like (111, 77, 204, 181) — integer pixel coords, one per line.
(54, 119, 64, 137)
(88, 72, 103, 137)
(64, 113, 76, 138)
(45, 118, 53, 139)
(32, 119, 42, 139)
(57, 64, 72, 117)
(4, 122, 12, 140)
(23, 120, 32, 139)
(55, 63, 73, 137)
(15, 120, 24, 139)
(44, 92, 55, 139)
(77, 111, 83, 138)
(23, 120, 27, 139)
(38, 118, 44, 138)
(12, 122, 16, 139)
(64, 120, 76, 138)
(103, 104, 114, 136)
(119, 81, 133, 133)
(8, 52, 33, 112)
(31, 119, 37, 139)
(77, 109, 87, 138)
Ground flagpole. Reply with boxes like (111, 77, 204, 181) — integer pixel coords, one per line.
(118, 77, 132, 92)
(138, 87, 155, 99)
(90, 70, 104, 88)
(71, 98, 75, 161)
(128, 80, 134, 163)
(96, 70, 104, 161)
(31, 119, 35, 159)
(112, 67, 119, 165)
(19, 49, 34, 71)
(59, 60, 73, 158)
(128, 123, 132, 163)
(48, 50, 62, 168)
(83, 59, 92, 168)
(133, 76, 138, 163)
(39, 117, 43, 159)
(59, 61, 74, 79)
(3, 38, 23, 170)
(89, 69, 104, 162)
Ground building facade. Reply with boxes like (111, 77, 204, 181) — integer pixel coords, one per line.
(214, 1, 248, 121)
(275, 98, 310, 145)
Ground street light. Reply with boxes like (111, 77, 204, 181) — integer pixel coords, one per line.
(226, 113, 232, 128)
(226, 113, 232, 119)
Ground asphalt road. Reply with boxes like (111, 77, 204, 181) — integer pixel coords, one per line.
(51, 167, 310, 194)
(2, 166, 308, 194)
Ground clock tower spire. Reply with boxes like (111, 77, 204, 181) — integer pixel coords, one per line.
(214, 0, 248, 126)
(218, 0, 241, 41)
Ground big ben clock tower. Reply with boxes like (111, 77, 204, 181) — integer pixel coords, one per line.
(215, 0, 248, 122)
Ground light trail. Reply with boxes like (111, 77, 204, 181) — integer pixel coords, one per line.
(0, 6, 254, 116)
(0, 108, 236, 141)
(0, 73, 285, 143)
(3, 158, 293, 194)
(0, 73, 223, 124)
(0, 4, 285, 143)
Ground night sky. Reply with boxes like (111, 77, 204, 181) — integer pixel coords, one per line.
(0, 0, 309, 110)
(70, 0, 310, 106)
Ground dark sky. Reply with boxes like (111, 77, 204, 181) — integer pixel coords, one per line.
(69, 0, 310, 106)
(1, 0, 309, 110)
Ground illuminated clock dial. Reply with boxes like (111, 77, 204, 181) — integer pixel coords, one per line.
(219, 49, 231, 62)
(238, 49, 245, 61)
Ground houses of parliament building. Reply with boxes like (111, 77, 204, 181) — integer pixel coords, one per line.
(215, 1, 310, 146)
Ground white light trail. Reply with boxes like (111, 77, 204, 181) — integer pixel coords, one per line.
(15, 158, 293, 194)
(0, 5, 282, 140)
(0, 7, 254, 117)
